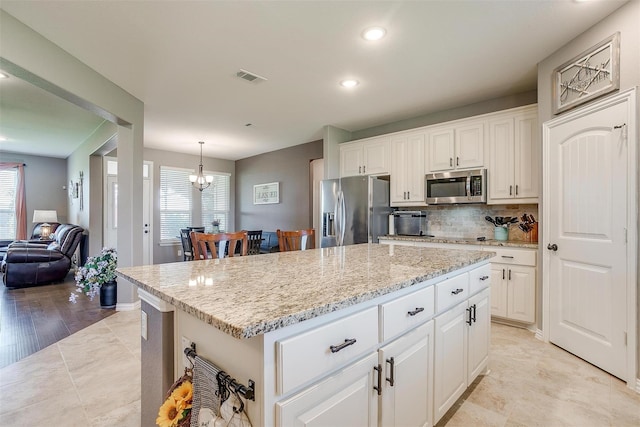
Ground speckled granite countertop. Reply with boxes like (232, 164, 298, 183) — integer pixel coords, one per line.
(379, 235, 538, 249)
(117, 243, 492, 339)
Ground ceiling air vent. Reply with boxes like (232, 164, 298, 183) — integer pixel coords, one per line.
(236, 69, 268, 83)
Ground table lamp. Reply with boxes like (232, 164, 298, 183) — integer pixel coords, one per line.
(32, 210, 58, 240)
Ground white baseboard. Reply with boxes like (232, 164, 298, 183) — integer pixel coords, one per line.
(535, 329, 544, 341)
(116, 299, 141, 311)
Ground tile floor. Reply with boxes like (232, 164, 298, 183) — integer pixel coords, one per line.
(0, 312, 638, 426)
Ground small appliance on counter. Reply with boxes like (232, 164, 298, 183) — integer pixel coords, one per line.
(394, 211, 428, 236)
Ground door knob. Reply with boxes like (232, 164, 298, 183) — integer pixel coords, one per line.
(547, 243, 558, 251)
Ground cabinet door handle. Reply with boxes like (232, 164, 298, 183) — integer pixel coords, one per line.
(479, 275, 489, 281)
(403, 191, 406, 200)
(329, 338, 356, 353)
(373, 364, 382, 395)
(466, 307, 473, 325)
(363, 165, 366, 174)
(472, 304, 477, 323)
(359, 166, 362, 174)
(386, 357, 395, 386)
(407, 307, 424, 316)
(450, 157, 453, 167)
(451, 288, 464, 295)
(509, 185, 513, 195)
(515, 184, 518, 195)
(508, 269, 511, 281)
(502, 269, 505, 280)
(407, 191, 410, 199)
(456, 156, 459, 166)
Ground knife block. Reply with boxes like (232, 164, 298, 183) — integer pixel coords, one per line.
(527, 223, 538, 243)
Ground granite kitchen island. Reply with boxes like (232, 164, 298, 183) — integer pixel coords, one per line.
(117, 243, 494, 426)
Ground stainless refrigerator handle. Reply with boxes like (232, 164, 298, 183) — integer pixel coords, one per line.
(466, 174, 471, 199)
(334, 192, 342, 246)
(340, 192, 346, 246)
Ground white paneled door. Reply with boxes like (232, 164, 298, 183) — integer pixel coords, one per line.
(545, 94, 632, 380)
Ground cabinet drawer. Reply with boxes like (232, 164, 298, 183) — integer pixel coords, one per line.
(276, 307, 378, 395)
(468, 263, 491, 295)
(486, 247, 536, 266)
(380, 284, 435, 342)
(435, 273, 469, 313)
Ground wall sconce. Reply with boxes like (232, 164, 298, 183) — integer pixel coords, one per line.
(32, 210, 58, 240)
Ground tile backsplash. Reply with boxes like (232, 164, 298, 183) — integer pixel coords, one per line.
(397, 204, 539, 241)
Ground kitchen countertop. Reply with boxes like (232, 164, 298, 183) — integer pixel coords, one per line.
(379, 234, 539, 249)
(117, 243, 493, 339)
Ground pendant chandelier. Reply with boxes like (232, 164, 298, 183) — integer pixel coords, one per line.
(189, 141, 214, 191)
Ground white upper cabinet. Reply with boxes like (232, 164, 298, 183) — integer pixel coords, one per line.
(488, 106, 539, 204)
(340, 137, 390, 177)
(390, 132, 425, 206)
(427, 122, 484, 172)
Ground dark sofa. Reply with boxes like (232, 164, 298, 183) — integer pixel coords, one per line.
(1, 224, 84, 288)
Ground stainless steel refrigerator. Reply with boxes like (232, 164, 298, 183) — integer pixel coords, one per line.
(320, 175, 391, 247)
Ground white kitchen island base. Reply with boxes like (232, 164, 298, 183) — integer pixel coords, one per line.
(123, 244, 494, 426)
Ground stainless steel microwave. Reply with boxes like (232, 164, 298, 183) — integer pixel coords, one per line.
(425, 169, 487, 204)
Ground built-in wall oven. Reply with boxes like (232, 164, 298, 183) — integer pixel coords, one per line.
(425, 168, 487, 205)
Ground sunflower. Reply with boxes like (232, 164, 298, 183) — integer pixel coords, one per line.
(156, 396, 183, 427)
(170, 380, 193, 409)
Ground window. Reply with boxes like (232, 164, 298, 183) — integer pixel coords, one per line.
(202, 172, 230, 233)
(0, 168, 17, 239)
(160, 166, 193, 241)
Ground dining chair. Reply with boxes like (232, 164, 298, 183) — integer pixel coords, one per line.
(276, 229, 315, 252)
(190, 231, 249, 260)
(245, 230, 263, 255)
(179, 228, 195, 261)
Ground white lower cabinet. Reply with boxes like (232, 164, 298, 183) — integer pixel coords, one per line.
(490, 263, 536, 323)
(276, 352, 379, 427)
(488, 247, 536, 324)
(379, 321, 434, 427)
(276, 264, 491, 427)
(433, 287, 490, 424)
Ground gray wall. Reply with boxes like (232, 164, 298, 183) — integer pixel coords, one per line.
(0, 151, 68, 229)
(236, 140, 323, 232)
(143, 147, 236, 265)
(537, 0, 640, 379)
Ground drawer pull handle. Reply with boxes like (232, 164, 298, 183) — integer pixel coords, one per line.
(373, 364, 382, 395)
(501, 255, 514, 259)
(479, 275, 489, 281)
(451, 288, 464, 295)
(386, 357, 395, 386)
(466, 307, 473, 325)
(407, 307, 424, 316)
(330, 338, 357, 353)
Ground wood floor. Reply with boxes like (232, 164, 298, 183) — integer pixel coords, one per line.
(0, 272, 116, 369)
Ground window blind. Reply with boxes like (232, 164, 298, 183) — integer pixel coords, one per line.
(160, 166, 193, 241)
(0, 168, 17, 240)
(202, 172, 230, 233)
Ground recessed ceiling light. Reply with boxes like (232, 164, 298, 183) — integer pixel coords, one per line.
(340, 80, 359, 88)
(0, 72, 9, 79)
(362, 27, 386, 41)
(0, 136, 7, 141)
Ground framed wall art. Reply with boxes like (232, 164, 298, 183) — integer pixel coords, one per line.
(253, 182, 279, 205)
(553, 32, 620, 114)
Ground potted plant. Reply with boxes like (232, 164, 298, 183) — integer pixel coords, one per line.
(69, 247, 118, 308)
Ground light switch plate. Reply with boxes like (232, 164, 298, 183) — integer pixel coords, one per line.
(141, 310, 148, 340)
